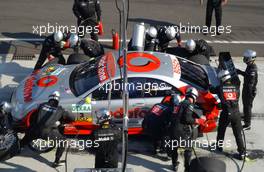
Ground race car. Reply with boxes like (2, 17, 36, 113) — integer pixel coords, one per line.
(9, 51, 221, 136)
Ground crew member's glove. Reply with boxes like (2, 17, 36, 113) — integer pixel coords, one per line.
(207, 113, 218, 120)
(195, 116, 206, 126)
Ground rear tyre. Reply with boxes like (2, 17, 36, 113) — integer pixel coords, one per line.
(188, 54, 210, 65)
(67, 53, 90, 65)
(0, 132, 19, 161)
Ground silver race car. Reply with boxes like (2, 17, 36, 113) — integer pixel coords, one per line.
(10, 51, 221, 135)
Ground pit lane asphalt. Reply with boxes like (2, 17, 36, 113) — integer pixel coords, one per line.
(0, 0, 264, 56)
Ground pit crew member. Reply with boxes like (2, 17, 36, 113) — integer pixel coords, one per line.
(20, 91, 75, 167)
(34, 31, 79, 70)
(73, 0, 101, 41)
(237, 50, 258, 130)
(216, 70, 246, 160)
(169, 87, 206, 172)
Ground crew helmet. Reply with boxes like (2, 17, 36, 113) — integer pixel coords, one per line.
(54, 31, 64, 42)
(96, 109, 111, 124)
(185, 39, 196, 52)
(218, 70, 231, 83)
(186, 87, 199, 101)
(165, 26, 176, 41)
(243, 49, 256, 64)
(146, 26, 158, 39)
(49, 91, 60, 101)
(69, 33, 79, 48)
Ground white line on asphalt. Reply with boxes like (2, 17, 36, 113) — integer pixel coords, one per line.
(1, 38, 264, 44)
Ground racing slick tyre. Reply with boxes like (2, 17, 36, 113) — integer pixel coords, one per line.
(188, 54, 210, 65)
(28, 139, 55, 153)
(67, 53, 90, 65)
(0, 132, 19, 161)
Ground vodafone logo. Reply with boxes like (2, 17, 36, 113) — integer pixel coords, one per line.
(119, 52, 161, 73)
(223, 91, 237, 101)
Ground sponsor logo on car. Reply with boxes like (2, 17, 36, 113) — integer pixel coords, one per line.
(71, 104, 92, 113)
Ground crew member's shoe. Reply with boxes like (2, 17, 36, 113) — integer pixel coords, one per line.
(234, 152, 248, 160)
(172, 161, 180, 172)
(243, 125, 251, 130)
(216, 146, 223, 153)
(52, 160, 65, 168)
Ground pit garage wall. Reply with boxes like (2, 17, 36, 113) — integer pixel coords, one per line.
(0, 54, 264, 116)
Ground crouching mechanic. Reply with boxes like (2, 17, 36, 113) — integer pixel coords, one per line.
(169, 87, 206, 172)
(157, 26, 181, 52)
(20, 91, 75, 167)
(185, 39, 214, 65)
(142, 93, 176, 155)
(34, 31, 79, 70)
(216, 70, 246, 160)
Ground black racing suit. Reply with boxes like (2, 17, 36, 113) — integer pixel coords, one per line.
(206, 0, 222, 31)
(73, 0, 101, 41)
(238, 63, 258, 126)
(157, 26, 181, 52)
(216, 80, 245, 154)
(143, 102, 173, 154)
(21, 102, 75, 163)
(169, 99, 198, 171)
(34, 34, 68, 70)
(92, 122, 121, 168)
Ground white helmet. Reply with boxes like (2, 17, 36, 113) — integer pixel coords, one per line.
(218, 70, 231, 83)
(49, 91, 60, 101)
(165, 26, 176, 41)
(186, 87, 199, 101)
(53, 31, 64, 42)
(186, 39, 196, 52)
(0, 101, 12, 114)
(69, 33, 79, 48)
(243, 49, 256, 64)
(96, 109, 111, 124)
(146, 26, 158, 38)
(171, 94, 182, 106)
